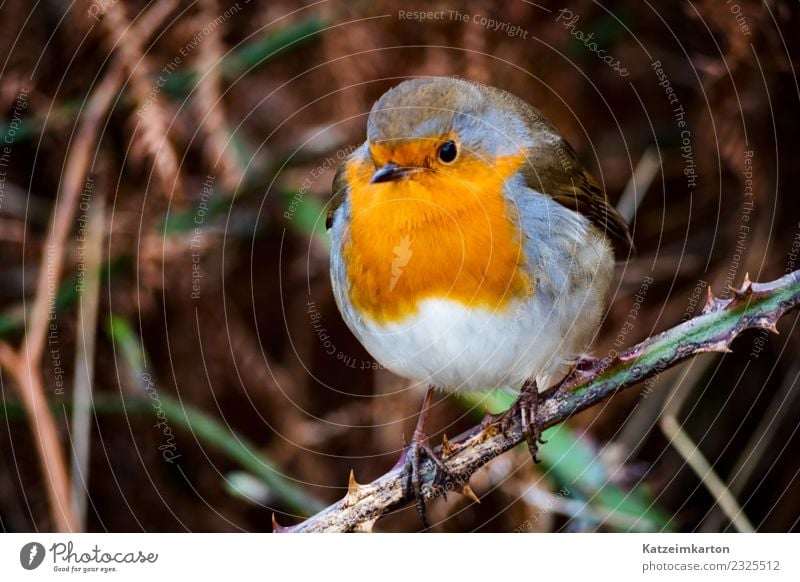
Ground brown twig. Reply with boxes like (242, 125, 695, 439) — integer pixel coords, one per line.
(24, 69, 122, 367)
(3, 65, 123, 532)
(192, 0, 244, 192)
(0, 1, 181, 533)
(99, 0, 185, 200)
(0, 342, 77, 531)
(277, 270, 800, 532)
(69, 174, 107, 529)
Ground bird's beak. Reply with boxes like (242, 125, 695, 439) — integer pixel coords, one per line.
(370, 162, 418, 184)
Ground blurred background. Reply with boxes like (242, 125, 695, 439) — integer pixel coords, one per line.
(0, 0, 798, 533)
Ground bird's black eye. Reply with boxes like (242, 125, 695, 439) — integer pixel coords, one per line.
(438, 140, 457, 163)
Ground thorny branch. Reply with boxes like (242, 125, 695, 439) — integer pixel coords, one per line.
(276, 270, 800, 533)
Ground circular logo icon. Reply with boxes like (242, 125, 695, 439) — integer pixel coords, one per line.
(19, 542, 45, 570)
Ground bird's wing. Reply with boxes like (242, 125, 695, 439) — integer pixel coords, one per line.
(494, 86, 633, 257)
(520, 138, 633, 257)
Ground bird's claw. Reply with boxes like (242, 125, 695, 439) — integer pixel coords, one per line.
(500, 381, 546, 463)
(401, 426, 455, 529)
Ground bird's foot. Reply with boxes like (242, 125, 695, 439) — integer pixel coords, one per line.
(400, 429, 455, 528)
(399, 387, 455, 529)
(500, 380, 547, 463)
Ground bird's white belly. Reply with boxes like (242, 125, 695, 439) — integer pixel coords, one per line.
(349, 295, 582, 392)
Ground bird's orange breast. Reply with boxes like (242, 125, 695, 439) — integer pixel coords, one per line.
(342, 153, 532, 324)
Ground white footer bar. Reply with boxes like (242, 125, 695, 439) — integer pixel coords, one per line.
(1, 533, 796, 580)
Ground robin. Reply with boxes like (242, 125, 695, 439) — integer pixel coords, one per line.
(326, 76, 632, 526)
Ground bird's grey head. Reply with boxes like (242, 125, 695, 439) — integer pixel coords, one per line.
(365, 77, 537, 175)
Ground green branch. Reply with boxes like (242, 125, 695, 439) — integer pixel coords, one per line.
(278, 270, 800, 532)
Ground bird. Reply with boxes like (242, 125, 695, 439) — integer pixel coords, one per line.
(326, 76, 632, 526)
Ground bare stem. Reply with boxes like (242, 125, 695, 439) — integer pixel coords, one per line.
(0, 0, 180, 533)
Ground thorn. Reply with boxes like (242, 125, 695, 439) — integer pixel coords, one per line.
(459, 483, 481, 504)
(730, 275, 755, 300)
(272, 513, 289, 533)
(475, 421, 499, 444)
(348, 468, 360, 491)
(343, 469, 364, 506)
(353, 518, 378, 533)
(696, 340, 733, 354)
(441, 433, 454, 457)
(347, 469, 363, 495)
(702, 286, 717, 313)
(755, 319, 780, 334)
